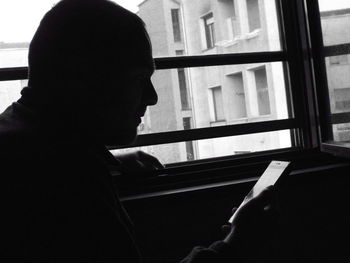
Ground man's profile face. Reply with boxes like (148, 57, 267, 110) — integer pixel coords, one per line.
(92, 37, 158, 146)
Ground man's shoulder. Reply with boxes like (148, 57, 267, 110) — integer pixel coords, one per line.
(0, 103, 41, 157)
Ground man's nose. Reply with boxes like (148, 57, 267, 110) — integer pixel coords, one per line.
(144, 79, 158, 106)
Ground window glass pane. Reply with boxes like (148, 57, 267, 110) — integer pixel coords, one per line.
(318, 1, 350, 46)
(138, 0, 282, 57)
(325, 56, 350, 114)
(319, 2, 350, 115)
(0, 80, 25, 113)
(0, 0, 60, 68)
(317, 1, 350, 143)
(111, 129, 292, 165)
(1, 0, 282, 68)
(145, 62, 290, 134)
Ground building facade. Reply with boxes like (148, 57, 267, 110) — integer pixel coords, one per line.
(138, 0, 291, 163)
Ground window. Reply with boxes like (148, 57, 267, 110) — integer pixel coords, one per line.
(247, 0, 261, 32)
(177, 68, 190, 110)
(171, 9, 182, 42)
(305, 0, 350, 154)
(3, 0, 326, 168)
(201, 13, 216, 50)
(183, 117, 195, 160)
(227, 72, 247, 119)
(217, 0, 238, 41)
(210, 86, 225, 122)
(254, 66, 271, 116)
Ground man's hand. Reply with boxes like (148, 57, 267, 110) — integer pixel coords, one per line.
(115, 151, 164, 179)
(222, 186, 279, 259)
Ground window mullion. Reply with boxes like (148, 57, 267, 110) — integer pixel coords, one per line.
(109, 118, 298, 149)
(154, 51, 287, 69)
(279, 0, 319, 149)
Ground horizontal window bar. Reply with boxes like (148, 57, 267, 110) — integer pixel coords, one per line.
(324, 43, 350, 57)
(155, 51, 287, 69)
(0, 67, 28, 81)
(109, 119, 298, 149)
(330, 112, 350, 124)
(0, 51, 287, 81)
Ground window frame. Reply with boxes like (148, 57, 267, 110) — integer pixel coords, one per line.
(304, 0, 350, 158)
(0, 0, 323, 177)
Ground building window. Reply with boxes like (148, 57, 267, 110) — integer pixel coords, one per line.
(202, 12, 216, 49)
(227, 72, 247, 119)
(183, 117, 195, 160)
(254, 66, 271, 116)
(226, 17, 237, 41)
(177, 68, 190, 110)
(247, 0, 261, 32)
(211, 86, 225, 121)
(176, 50, 183, 56)
(171, 9, 182, 42)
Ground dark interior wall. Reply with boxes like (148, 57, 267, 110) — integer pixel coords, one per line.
(122, 164, 350, 263)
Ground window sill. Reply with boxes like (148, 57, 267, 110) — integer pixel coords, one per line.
(201, 46, 217, 54)
(118, 149, 350, 202)
(321, 141, 350, 159)
(210, 120, 226, 126)
(245, 28, 261, 40)
(215, 30, 261, 48)
(225, 115, 274, 125)
(216, 39, 239, 48)
(114, 149, 347, 199)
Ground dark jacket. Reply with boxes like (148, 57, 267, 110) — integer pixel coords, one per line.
(0, 102, 141, 262)
(0, 102, 234, 263)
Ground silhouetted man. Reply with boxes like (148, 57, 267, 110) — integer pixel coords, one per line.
(0, 0, 276, 262)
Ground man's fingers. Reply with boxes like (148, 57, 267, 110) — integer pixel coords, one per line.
(138, 151, 164, 169)
(249, 186, 274, 205)
(240, 186, 275, 215)
(221, 224, 231, 235)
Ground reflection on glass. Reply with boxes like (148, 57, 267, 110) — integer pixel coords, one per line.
(111, 130, 292, 165)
